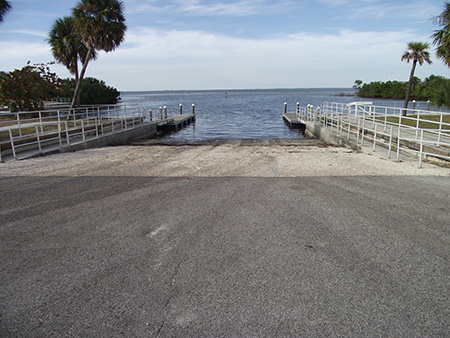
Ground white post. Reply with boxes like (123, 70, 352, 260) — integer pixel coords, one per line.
(437, 113, 443, 147)
(58, 122, 62, 147)
(415, 109, 420, 139)
(179, 104, 183, 115)
(163, 106, 167, 119)
(149, 109, 153, 121)
(9, 129, 16, 159)
(373, 123, 377, 151)
(283, 102, 287, 115)
(36, 126, 41, 152)
(159, 107, 163, 119)
(192, 104, 195, 115)
(419, 129, 424, 168)
(388, 126, 393, 158)
(82, 120, 86, 142)
(65, 122, 70, 145)
(296, 102, 299, 115)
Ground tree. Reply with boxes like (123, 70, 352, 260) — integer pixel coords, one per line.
(60, 77, 120, 105)
(70, 0, 126, 108)
(401, 42, 432, 115)
(48, 16, 97, 107)
(0, 63, 61, 112)
(0, 0, 11, 23)
(353, 79, 362, 91)
(432, 2, 450, 67)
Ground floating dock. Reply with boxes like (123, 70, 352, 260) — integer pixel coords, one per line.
(157, 114, 195, 132)
(282, 113, 305, 129)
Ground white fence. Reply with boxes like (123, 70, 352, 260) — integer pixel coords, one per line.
(296, 101, 450, 167)
(0, 104, 153, 161)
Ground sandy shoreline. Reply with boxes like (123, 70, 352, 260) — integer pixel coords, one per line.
(0, 143, 448, 177)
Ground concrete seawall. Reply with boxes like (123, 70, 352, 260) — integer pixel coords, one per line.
(304, 121, 361, 151)
(62, 122, 158, 153)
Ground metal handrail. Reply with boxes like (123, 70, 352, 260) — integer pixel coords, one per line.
(298, 101, 450, 168)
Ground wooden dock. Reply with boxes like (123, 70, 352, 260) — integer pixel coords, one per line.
(157, 114, 195, 131)
(282, 113, 305, 129)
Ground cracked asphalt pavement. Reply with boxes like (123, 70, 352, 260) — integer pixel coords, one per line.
(1, 145, 450, 337)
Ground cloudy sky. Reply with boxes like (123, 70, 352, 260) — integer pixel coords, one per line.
(0, 0, 449, 91)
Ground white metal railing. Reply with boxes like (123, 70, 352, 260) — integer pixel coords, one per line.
(0, 104, 145, 161)
(1, 103, 194, 161)
(297, 101, 450, 167)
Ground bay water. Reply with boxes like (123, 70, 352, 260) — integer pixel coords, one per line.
(120, 88, 407, 141)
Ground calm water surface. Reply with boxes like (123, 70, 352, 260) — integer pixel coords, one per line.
(120, 88, 406, 141)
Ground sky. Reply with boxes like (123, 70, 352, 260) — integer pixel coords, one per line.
(0, 0, 449, 91)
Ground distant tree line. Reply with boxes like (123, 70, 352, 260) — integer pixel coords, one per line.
(353, 75, 450, 108)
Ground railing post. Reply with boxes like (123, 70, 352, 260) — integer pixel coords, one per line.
(296, 102, 299, 115)
(427, 100, 431, 111)
(65, 122, 70, 144)
(149, 109, 153, 121)
(388, 126, 393, 158)
(361, 112, 365, 145)
(373, 123, 377, 151)
(356, 118, 361, 143)
(9, 129, 16, 159)
(437, 113, 443, 147)
(179, 104, 183, 115)
(163, 106, 167, 119)
(419, 129, 424, 168)
(58, 122, 62, 147)
(415, 109, 420, 139)
(159, 107, 163, 119)
(36, 126, 41, 153)
(82, 120, 86, 142)
(316, 107, 321, 121)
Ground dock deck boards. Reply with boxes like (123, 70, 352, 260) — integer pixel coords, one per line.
(282, 113, 305, 129)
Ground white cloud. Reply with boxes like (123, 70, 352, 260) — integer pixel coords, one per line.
(126, 0, 294, 17)
(3, 29, 48, 38)
(1, 27, 447, 91)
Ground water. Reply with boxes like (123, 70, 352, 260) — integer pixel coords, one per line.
(120, 88, 409, 141)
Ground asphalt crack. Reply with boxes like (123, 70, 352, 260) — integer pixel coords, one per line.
(156, 256, 188, 337)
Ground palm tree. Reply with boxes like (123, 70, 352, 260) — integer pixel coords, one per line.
(401, 42, 432, 115)
(432, 2, 450, 67)
(0, 0, 11, 23)
(70, 0, 127, 108)
(48, 16, 97, 107)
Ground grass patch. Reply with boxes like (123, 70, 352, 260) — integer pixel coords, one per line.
(376, 114, 450, 130)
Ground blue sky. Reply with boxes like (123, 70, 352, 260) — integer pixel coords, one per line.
(0, 0, 449, 91)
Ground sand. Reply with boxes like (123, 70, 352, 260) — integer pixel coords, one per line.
(0, 143, 448, 177)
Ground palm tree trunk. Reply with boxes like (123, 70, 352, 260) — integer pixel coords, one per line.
(69, 47, 92, 115)
(74, 63, 81, 108)
(403, 59, 417, 116)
